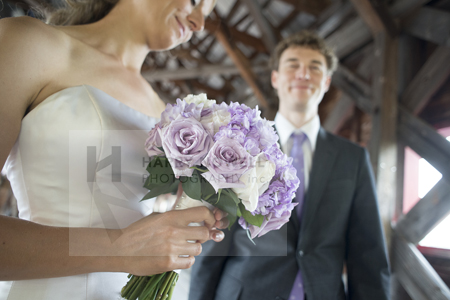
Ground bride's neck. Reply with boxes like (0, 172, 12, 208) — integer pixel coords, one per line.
(56, 5, 150, 72)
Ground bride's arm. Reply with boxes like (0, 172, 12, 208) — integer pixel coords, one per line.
(0, 17, 59, 169)
(0, 207, 221, 280)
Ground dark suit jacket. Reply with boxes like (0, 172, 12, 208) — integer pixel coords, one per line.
(189, 128, 390, 300)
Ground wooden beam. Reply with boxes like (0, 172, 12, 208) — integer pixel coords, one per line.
(142, 63, 269, 81)
(403, 6, 450, 47)
(321, 0, 429, 58)
(368, 32, 398, 243)
(396, 179, 450, 244)
(349, 0, 398, 37)
(390, 0, 431, 18)
(401, 46, 450, 115)
(241, 0, 278, 53)
(398, 107, 450, 181)
(210, 19, 269, 109)
(337, 64, 372, 96)
(392, 236, 450, 300)
(332, 67, 373, 114)
(205, 19, 268, 53)
(326, 18, 372, 59)
(322, 93, 354, 134)
(276, 0, 322, 16)
(316, 2, 354, 38)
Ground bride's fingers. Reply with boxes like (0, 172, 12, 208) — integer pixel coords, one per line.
(174, 207, 216, 229)
(172, 256, 196, 270)
(213, 208, 229, 229)
(175, 226, 210, 243)
(172, 242, 203, 257)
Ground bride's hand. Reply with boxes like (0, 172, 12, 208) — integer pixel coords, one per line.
(113, 206, 220, 276)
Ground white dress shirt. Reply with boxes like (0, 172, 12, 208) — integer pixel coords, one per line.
(274, 113, 321, 192)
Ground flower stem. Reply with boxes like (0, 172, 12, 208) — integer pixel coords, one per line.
(156, 272, 174, 300)
(128, 276, 148, 300)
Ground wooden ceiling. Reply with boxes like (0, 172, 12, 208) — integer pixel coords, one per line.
(1, 0, 450, 138)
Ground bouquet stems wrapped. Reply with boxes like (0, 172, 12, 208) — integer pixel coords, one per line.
(121, 272, 178, 300)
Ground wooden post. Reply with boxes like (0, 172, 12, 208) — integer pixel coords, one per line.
(369, 31, 398, 247)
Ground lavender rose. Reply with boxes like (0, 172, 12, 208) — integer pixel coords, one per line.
(145, 124, 164, 158)
(202, 137, 254, 192)
(239, 210, 292, 239)
(161, 115, 213, 177)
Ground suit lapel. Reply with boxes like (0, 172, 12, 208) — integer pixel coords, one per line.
(299, 128, 338, 242)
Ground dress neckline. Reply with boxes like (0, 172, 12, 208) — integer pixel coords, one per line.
(23, 85, 160, 122)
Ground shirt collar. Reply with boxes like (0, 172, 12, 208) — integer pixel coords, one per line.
(274, 112, 321, 151)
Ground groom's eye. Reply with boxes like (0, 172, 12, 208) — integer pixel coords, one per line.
(191, 0, 200, 6)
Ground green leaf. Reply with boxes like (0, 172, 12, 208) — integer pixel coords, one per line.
(141, 180, 179, 201)
(181, 170, 202, 200)
(200, 177, 216, 200)
(222, 189, 240, 204)
(227, 214, 237, 230)
(238, 203, 264, 227)
(204, 193, 238, 219)
(236, 205, 242, 217)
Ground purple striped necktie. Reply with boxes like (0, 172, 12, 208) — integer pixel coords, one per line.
(289, 131, 308, 300)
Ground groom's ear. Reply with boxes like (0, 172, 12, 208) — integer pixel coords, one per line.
(271, 70, 279, 90)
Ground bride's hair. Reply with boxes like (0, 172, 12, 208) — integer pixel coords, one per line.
(44, 0, 119, 26)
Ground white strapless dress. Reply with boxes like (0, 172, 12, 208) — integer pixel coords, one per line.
(2, 85, 159, 300)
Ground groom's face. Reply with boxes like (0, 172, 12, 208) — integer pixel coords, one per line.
(271, 46, 331, 115)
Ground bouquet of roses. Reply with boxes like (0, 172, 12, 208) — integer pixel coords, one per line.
(121, 94, 300, 300)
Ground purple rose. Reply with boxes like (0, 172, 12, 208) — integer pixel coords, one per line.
(239, 210, 293, 239)
(202, 137, 254, 192)
(161, 115, 213, 177)
(145, 123, 164, 158)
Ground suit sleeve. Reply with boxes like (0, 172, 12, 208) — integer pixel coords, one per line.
(188, 222, 237, 300)
(345, 148, 391, 300)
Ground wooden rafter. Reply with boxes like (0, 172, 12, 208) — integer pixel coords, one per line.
(276, 0, 323, 16)
(403, 6, 450, 47)
(398, 107, 450, 181)
(207, 15, 270, 110)
(349, 0, 398, 37)
(396, 179, 450, 245)
(326, 18, 372, 59)
(241, 0, 278, 53)
(316, 2, 354, 38)
(390, 0, 432, 18)
(332, 66, 373, 114)
(392, 236, 450, 300)
(205, 18, 268, 53)
(322, 93, 354, 134)
(369, 32, 398, 242)
(401, 46, 450, 115)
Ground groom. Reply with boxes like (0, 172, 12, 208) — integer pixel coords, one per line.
(189, 30, 390, 300)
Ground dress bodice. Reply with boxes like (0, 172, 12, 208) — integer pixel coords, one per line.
(2, 85, 159, 300)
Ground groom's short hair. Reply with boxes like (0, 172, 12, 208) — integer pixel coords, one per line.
(269, 30, 338, 75)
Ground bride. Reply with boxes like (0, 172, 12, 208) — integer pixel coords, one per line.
(0, 0, 227, 299)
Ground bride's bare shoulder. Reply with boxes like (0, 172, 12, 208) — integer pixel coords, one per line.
(0, 16, 66, 47)
(0, 17, 69, 106)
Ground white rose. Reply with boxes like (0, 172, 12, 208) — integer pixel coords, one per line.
(184, 93, 216, 108)
(212, 102, 231, 134)
(232, 153, 276, 212)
